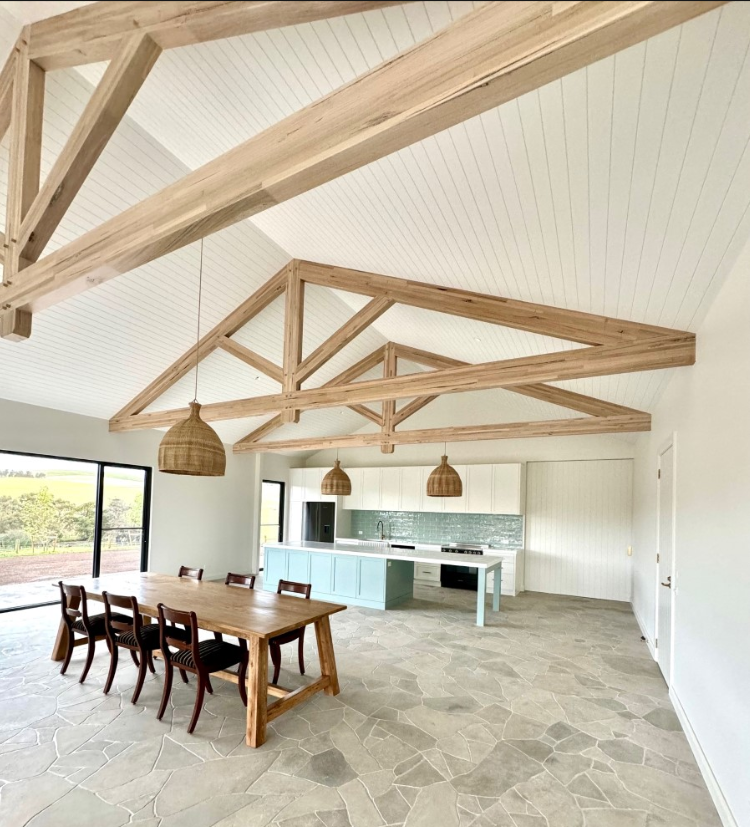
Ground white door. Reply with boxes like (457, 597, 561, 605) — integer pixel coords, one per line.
(657, 444, 675, 685)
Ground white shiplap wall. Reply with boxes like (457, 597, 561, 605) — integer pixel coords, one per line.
(525, 460, 634, 602)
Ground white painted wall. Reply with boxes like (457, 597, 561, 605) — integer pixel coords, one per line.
(526, 460, 633, 601)
(632, 240, 750, 827)
(0, 399, 258, 580)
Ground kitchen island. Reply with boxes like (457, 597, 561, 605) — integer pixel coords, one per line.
(262, 541, 502, 626)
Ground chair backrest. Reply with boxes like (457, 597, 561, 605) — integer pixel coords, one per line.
(277, 579, 311, 599)
(178, 566, 203, 580)
(157, 602, 199, 662)
(225, 572, 255, 588)
(59, 582, 91, 628)
(102, 591, 139, 640)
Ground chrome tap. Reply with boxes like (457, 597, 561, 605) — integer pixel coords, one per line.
(376, 520, 385, 541)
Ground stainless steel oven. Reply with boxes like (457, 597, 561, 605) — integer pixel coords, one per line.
(440, 544, 486, 591)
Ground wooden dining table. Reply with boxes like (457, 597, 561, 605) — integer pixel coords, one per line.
(50, 572, 347, 747)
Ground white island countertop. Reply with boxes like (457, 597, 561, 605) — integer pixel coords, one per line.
(263, 540, 503, 571)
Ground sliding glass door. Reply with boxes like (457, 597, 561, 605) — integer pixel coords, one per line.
(0, 451, 151, 612)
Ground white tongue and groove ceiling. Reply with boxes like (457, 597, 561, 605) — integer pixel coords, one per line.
(2, 2, 750, 451)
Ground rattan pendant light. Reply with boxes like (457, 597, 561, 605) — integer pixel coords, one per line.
(158, 239, 226, 476)
(426, 443, 462, 497)
(321, 450, 352, 495)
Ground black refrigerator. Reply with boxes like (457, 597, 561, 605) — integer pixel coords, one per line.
(304, 502, 335, 543)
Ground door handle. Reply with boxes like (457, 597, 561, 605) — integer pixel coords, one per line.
(661, 575, 672, 588)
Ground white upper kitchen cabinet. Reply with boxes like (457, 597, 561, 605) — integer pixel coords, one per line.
(492, 464, 523, 514)
(342, 467, 364, 510)
(290, 468, 305, 503)
(467, 464, 494, 513)
(380, 467, 401, 510)
(302, 467, 323, 501)
(361, 468, 381, 510)
(400, 467, 422, 511)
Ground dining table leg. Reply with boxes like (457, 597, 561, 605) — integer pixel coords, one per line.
(51, 594, 78, 661)
(246, 636, 268, 748)
(314, 616, 340, 696)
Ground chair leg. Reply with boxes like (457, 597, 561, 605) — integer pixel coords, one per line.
(60, 630, 74, 675)
(237, 654, 248, 707)
(157, 663, 173, 721)
(146, 650, 156, 674)
(205, 676, 214, 695)
(79, 636, 96, 684)
(187, 678, 206, 734)
(213, 632, 223, 642)
(131, 654, 148, 705)
(178, 668, 189, 684)
(298, 629, 306, 676)
(129, 649, 140, 668)
(270, 642, 281, 685)
(103, 644, 119, 694)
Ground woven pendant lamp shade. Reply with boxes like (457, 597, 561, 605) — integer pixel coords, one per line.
(158, 402, 226, 476)
(426, 455, 463, 497)
(321, 460, 352, 496)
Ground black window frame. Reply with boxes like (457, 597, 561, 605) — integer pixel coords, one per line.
(260, 479, 285, 544)
(0, 448, 152, 613)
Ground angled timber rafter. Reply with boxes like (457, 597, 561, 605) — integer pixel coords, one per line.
(0, 0, 724, 332)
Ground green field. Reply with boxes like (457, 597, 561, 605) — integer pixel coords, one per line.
(0, 476, 141, 505)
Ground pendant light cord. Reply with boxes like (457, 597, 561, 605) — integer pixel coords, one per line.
(194, 238, 205, 403)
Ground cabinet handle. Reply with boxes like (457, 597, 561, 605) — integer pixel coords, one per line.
(661, 575, 672, 588)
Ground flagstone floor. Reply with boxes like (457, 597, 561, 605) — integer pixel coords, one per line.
(0, 585, 721, 827)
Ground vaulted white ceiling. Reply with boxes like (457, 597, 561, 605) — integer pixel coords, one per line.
(1, 1, 750, 454)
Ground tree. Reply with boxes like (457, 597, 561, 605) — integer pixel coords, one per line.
(74, 502, 96, 543)
(20, 487, 57, 552)
(0, 495, 24, 534)
(128, 493, 144, 527)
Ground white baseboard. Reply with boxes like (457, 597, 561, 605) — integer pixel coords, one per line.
(630, 600, 656, 660)
(669, 687, 738, 827)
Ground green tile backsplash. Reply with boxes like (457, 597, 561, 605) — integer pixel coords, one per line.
(348, 510, 524, 548)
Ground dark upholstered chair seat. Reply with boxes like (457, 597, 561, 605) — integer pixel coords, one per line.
(115, 623, 190, 650)
(170, 639, 244, 672)
(72, 612, 129, 634)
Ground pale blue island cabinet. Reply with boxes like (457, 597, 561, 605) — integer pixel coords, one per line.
(263, 544, 414, 609)
(263, 541, 503, 625)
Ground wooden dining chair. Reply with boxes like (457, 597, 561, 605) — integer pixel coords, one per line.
(156, 603, 248, 734)
(225, 572, 255, 588)
(58, 582, 129, 684)
(102, 592, 190, 703)
(269, 580, 312, 685)
(178, 566, 203, 580)
(213, 573, 256, 643)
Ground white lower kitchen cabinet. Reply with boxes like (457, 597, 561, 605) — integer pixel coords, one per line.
(485, 550, 524, 596)
(414, 562, 441, 585)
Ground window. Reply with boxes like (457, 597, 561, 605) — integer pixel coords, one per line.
(0, 450, 151, 612)
(258, 480, 284, 571)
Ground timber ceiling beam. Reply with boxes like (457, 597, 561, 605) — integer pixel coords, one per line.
(0, 1, 724, 327)
(217, 337, 283, 384)
(25, 1, 413, 71)
(0, 47, 15, 142)
(300, 262, 685, 345)
(110, 264, 288, 421)
(233, 344, 388, 449)
(295, 296, 393, 384)
(19, 34, 161, 264)
(232, 414, 652, 453)
(4, 28, 45, 283)
(109, 333, 695, 432)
